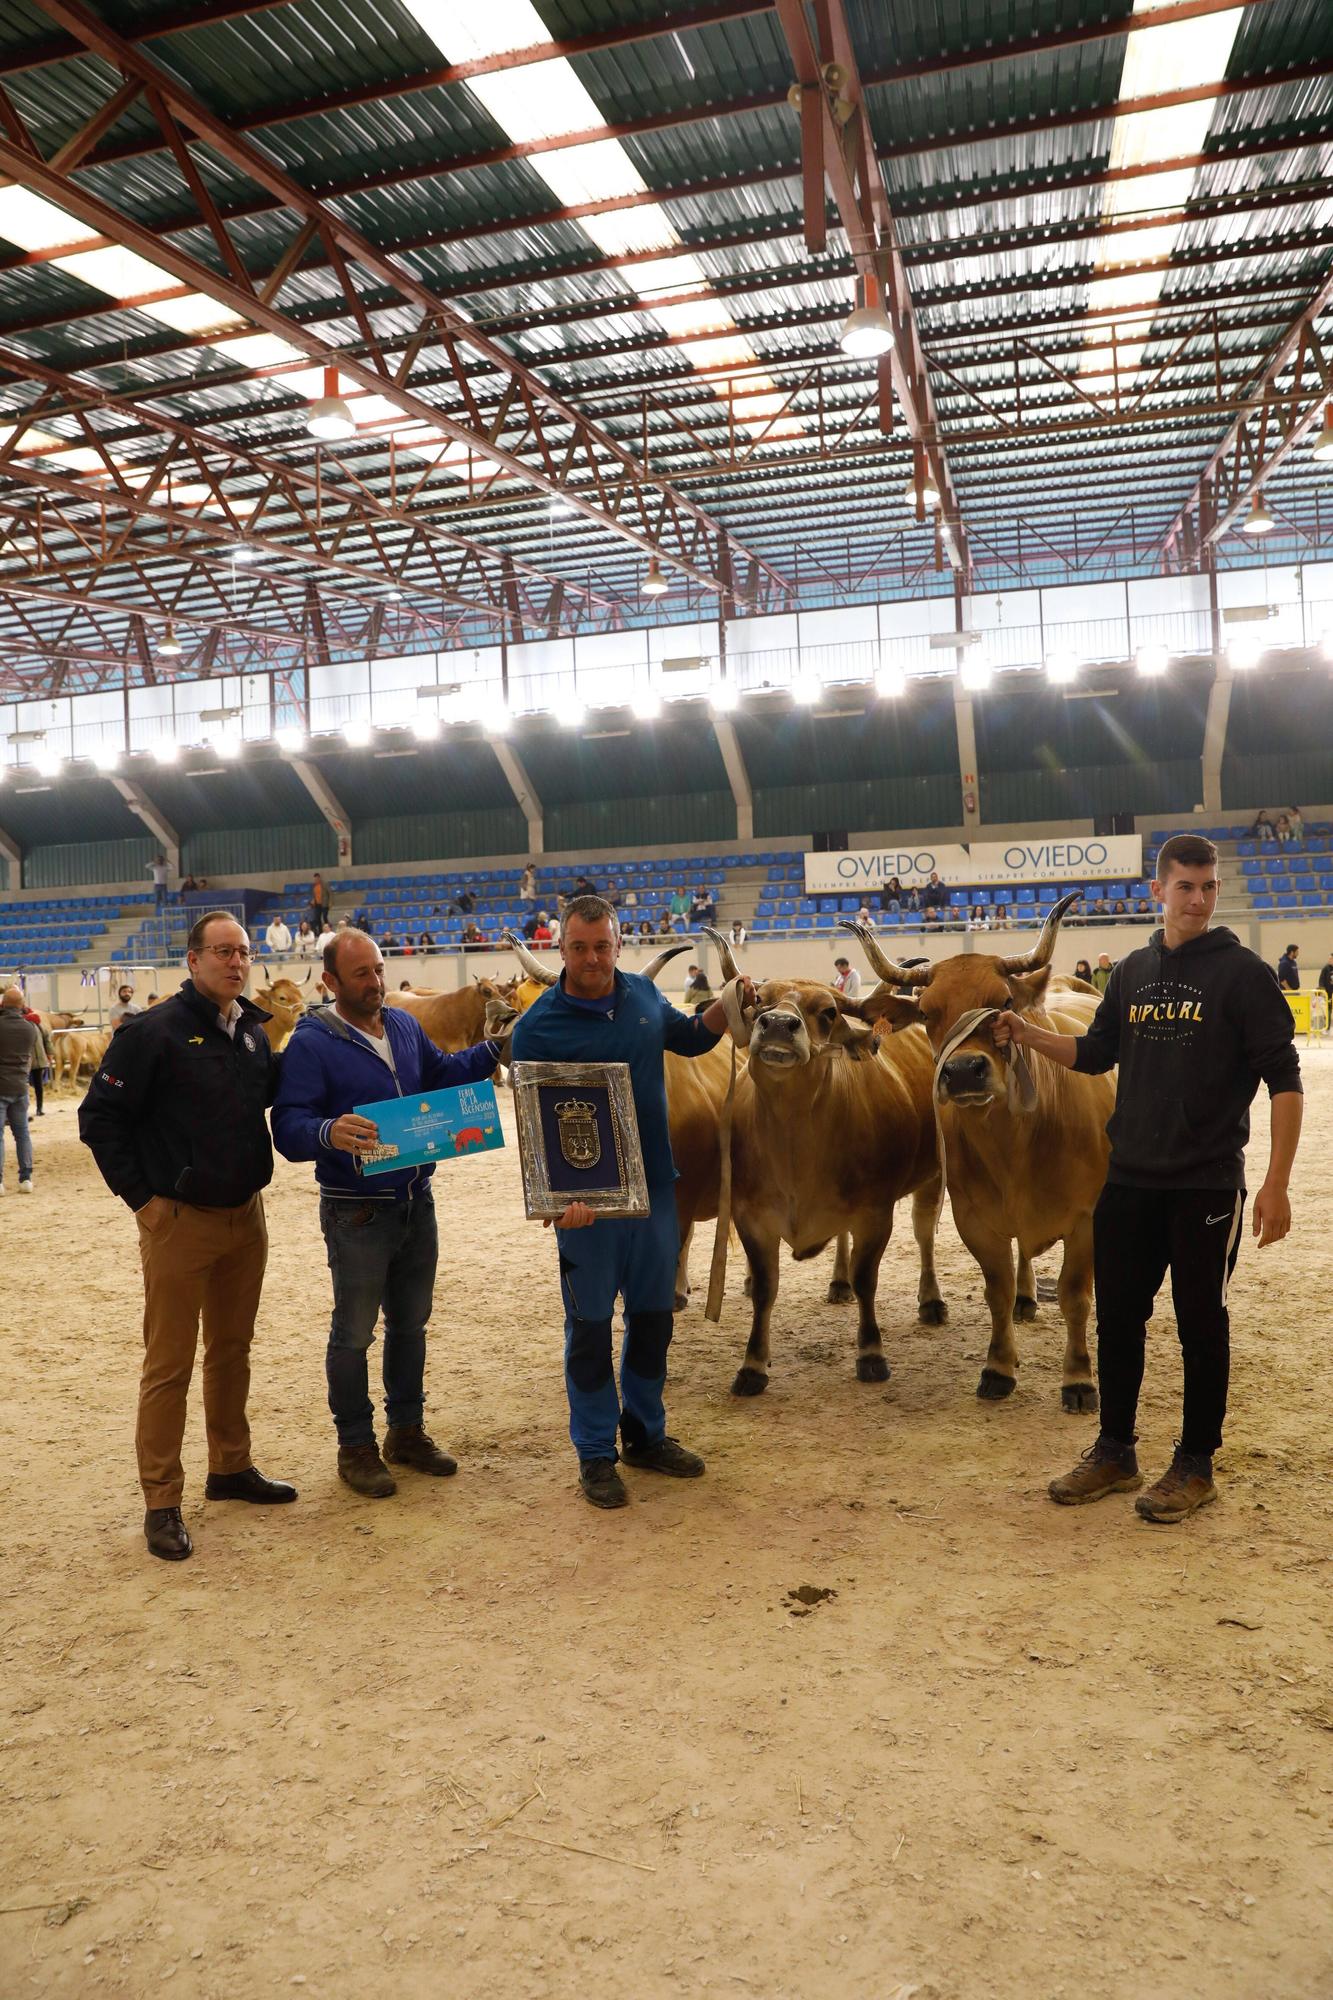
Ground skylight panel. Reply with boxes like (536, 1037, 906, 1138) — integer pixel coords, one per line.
(0, 187, 85, 253)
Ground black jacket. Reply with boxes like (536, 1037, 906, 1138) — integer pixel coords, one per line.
(1071, 927, 1302, 1190)
(78, 980, 277, 1212)
(1277, 953, 1301, 991)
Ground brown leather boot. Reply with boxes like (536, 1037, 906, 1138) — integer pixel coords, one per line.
(1135, 1449, 1217, 1523)
(337, 1444, 396, 1498)
(1048, 1437, 1143, 1506)
(383, 1425, 457, 1476)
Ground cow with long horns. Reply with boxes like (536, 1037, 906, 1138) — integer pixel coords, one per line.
(503, 930, 732, 1308)
(703, 928, 946, 1397)
(845, 894, 1113, 1411)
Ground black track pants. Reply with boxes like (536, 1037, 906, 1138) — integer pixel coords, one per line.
(1093, 1183, 1245, 1457)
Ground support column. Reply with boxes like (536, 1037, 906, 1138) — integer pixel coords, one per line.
(1200, 534, 1229, 815)
(288, 756, 353, 866)
(711, 714, 753, 842)
(110, 774, 180, 875)
(0, 813, 21, 887)
(490, 740, 543, 855)
(953, 689, 981, 834)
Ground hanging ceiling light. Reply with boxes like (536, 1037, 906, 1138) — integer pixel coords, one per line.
(89, 741, 120, 771)
(1136, 643, 1169, 677)
(275, 725, 306, 754)
(307, 366, 356, 441)
(229, 539, 256, 564)
(212, 730, 244, 760)
(904, 468, 941, 512)
(791, 671, 822, 706)
(631, 690, 661, 721)
(342, 718, 372, 747)
(150, 737, 179, 764)
(1311, 402, 1333, 463)
(959, 660, 992, 693)
(1242, 491, 1274, 536)
(554, 696, 586, 729)
(412, 711, 441, 742)
(1227, 631, 1265, 671)
(33, 745, 63, 777)
(157, 622, 182, 658)
(709, 681, 738, 714)
(838, 271, 894, 359)
(1045, 652, 1080, 686)
(641, 558, 669, 598)
(874, 665, 906, 698)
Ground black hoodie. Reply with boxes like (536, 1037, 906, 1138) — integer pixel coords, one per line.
(1071, 926, 1301, 1190)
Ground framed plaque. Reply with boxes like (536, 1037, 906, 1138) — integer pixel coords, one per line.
(510, 1061, 650, 1220)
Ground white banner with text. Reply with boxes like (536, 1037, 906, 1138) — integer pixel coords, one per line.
(803, 834, 1142, 894)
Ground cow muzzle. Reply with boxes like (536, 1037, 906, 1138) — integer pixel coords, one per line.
(938, 1050, 1001, 1105)
(750, 1009, 808, 1068)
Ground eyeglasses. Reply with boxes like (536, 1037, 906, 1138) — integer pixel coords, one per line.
(197, 945, 252, 962)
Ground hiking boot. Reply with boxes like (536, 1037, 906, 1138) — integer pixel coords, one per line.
(144, 1506, 192, 1561)
(1135, 1448, 1217, 1524)
(383, 1425, 457, 1477)
(337, 1444, 397, 1498)
(621, 1434, 706, 1479)
(579, 1458, 629, 1510)
(1048, 1436, 1143, 1506)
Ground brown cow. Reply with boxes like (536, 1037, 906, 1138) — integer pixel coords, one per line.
(385, 976, 506, 1053)
(705, 929, 946, 1397)
(252, 974, 308, 1052)
(503, 932, 717, 1306)
(845, 897, 1113, 1412)
(55, 1026, 111, 1091)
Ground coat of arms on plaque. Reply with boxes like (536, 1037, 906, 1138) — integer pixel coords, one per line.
(554, 1096, 601, 1169)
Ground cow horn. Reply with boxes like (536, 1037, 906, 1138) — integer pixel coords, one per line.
(640, 941, 691, 983)
(837, 919, 931, 988)
(995, 890, 1081, 974)
(701, 925, 741, 984)
(503, 931, 559, 986)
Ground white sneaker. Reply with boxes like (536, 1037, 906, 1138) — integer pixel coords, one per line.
(0, 1183, 6, 1196)
(18, 1180, 33, 1194)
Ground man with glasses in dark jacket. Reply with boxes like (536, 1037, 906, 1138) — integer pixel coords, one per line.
(79, 911, 295, 1562)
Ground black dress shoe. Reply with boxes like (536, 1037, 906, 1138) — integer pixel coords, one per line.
(204, 1466, 298, 1503)
(144, 1507, 192, 1560)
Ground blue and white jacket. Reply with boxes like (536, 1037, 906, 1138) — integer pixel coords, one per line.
(272, 1004, 499, 1201)
(509, 970, 720, 1191)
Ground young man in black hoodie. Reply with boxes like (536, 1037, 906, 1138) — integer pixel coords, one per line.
(995, 834, 1302, 1523)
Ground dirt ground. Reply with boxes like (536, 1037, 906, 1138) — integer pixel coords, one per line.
(2, 1050, 1331, 2000)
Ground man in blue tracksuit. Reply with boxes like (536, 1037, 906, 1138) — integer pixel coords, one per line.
(510, 896, 752, 1510)
(272, 929, 505, 1498)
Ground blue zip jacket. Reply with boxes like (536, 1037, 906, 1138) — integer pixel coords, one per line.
(272, 1004, 499, 1200)
(509, 970, 720, 1190)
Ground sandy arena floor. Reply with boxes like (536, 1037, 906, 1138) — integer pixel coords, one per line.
(2, 1050, 1331, 2000)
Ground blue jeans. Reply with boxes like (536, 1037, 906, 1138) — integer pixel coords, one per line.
(555, 1197, 680, 1462)
(319, 1192, 438, 1447)
(0, 1090, 33, 1184)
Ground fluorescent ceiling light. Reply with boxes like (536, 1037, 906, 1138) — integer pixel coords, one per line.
(33, 746, 63, 777)
(150, 737, 180, 764)
(342, 718, 373, 747)
(275, 726, 306, 753)
(1227, 631, 1264, 671)
(709, 681, 738, 713)
(791, 672, 822, 706)
(959, 661, 992, 693)
(874, 665, 906, 698)
(1045, 652, 1080, 685)
(1136, 643, 1169, 677)
(89, 741, 120, 771)
(1242, 494, 1274, 536)
(553, 696, 586, 729)
(630, 690, 661, 721)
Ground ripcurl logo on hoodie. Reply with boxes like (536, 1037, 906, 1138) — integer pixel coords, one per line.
(1126, 976, 1206, 1038)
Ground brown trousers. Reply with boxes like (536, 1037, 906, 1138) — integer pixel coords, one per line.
(135, 1194, 268, 1508)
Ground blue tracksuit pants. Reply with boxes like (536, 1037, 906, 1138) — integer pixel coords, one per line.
(555, 1196, 680, 1462)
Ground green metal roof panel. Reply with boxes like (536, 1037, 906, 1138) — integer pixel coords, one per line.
(518, 710, 730, 806)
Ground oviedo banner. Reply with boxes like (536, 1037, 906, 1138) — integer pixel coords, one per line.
(803, 834, 1144, 895)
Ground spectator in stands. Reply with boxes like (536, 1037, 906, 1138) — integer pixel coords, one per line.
(461, 922, 486, 950)
(1319, 949, 1333, 1007)
(1276, 943, 1301, 991)
(265, 915, 293, 960)
(669, 887, 690, 924)
(623, 885, 639, 910)
(604, 881, 621, 907)
(416, 931, 435, 952)
(521, 908, 543, 940)
(1091, 952, 1114, 995)
(519, 863, 537, 904)
(574, 873, 598, 897)
(1074, 959, 1094, 985)
(637, 918, 655, 942)
(855, 904, 876, 929)
(730, 919, 747, 949)
(690, 885, 717, 926)
(1090, 895, 1110, 920)
(352, 904, 370, 931)
(880, 874, 903, 913)
(378, 928, 399, 952)
(1134, 897, 1152, 919)
(24, 1003, 52, 1119)
(832, 957, 861, 1000)
(922, 872, 948, 914)
(307, 872, 331, 936)
(110, 983, 142, 1028)
(903, 884, 923, 917)
(180, 875, 199, 894)
(1112, 899, 1130, 922)
(295, 920, 318, 959)
(1250, 810, 1275, 844)
(0, 988, 41, 1194)
(993, 902, 1011, 929)
(1275, 813, 1293, 846)
(454, 885, 476, 916)
(969, 902, 990, 930)
(1287, 806, 1305, 844)
(146, 994, 159, 1008)
(684, 964, 711, 1004)
(531, 915, 554, 945)
(399, 980, 414, 991)
(148, 853, 171, 912)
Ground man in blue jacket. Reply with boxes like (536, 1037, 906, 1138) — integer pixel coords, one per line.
(510, 897, 752, 1510)
(272, 929, 505, 1498)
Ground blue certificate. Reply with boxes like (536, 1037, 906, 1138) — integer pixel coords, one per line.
(353, 1079, 504, 1175)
